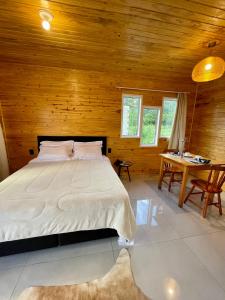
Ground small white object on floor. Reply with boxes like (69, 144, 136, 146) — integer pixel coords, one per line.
(117, 236, 134, 247)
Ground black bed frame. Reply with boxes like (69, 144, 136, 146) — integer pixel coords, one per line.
(0, 136, 118, 257)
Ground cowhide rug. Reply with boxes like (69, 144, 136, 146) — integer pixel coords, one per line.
(18, 248, 150, 300)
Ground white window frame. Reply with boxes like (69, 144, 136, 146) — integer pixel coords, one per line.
(160, 97, 178, 139)
(140, 106, 162, 147)
(120, 94, 142, 138)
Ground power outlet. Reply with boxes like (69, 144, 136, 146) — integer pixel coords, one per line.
(29, 149, 34, 155)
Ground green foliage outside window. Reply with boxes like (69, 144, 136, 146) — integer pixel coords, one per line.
(141, 108, 159, 145)
(121, 95, 177, 145)
(122, 96, 141, 136)
(160, 99, 177, 138)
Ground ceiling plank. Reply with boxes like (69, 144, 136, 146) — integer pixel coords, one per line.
(1, 0, 225, 79)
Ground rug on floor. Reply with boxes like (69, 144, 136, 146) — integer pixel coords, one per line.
(18, 248, 150, 300)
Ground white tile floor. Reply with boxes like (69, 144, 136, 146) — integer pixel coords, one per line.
(1, 175, 225, 300)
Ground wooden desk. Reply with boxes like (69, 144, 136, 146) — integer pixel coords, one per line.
(158, 154, 212, 208)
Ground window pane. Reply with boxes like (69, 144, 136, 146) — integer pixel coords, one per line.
(160, 98, 177, 138)
(121, 95, 141, 137)
(141, 108, 160, 146)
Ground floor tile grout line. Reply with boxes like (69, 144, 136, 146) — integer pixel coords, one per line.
(9, 248, 116, 299)
(1, 236, 198, 271)
(112, 234, 225, 295)
(0, 245, 110, 270)
(110, 238, 116, 262)
(0, 264, 27, 272)
(4, 231, 219, 272)
(2, 221, 223, 270)
(21, 248, 114, 268)
(111, 230, 224, 253)
(184, 236, 225, 293)
(113, 233, 225, 294)
(0, 253, 30, 272)
(180, 229, 224, 241)
(112, 250, 117, 262)
(10, 264, 26, 300)
(171, 225, 224, 241)
(11, 256, 118, 298)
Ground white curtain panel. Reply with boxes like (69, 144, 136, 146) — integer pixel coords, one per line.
(168, 92, 187, 152)
(0, 124, 9, 181)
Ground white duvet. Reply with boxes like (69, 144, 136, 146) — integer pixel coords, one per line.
(0, 158, 136, 242)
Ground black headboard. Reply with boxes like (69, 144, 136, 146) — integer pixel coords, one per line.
(37, 136, 107, 155)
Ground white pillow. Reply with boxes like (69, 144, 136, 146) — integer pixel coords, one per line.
(73, 141, 102, 151)
(37, 146, 70, 161)
(40, 140, 74, 156)
(72, 145, 103, 160)
(74, 141, 102, 145)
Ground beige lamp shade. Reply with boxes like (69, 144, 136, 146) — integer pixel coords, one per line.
(192, 56, 225, 82)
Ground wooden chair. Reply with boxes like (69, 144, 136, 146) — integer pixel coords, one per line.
(184, 164, 225, 218)
(162, 149, 183, 192)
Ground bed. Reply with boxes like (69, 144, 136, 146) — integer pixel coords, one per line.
(0, 136, 136, 256)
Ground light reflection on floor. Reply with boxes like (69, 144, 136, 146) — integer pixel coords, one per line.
(135, 199, 164, 227)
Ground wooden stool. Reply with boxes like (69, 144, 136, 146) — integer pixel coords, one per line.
(118, 161, 132, 182)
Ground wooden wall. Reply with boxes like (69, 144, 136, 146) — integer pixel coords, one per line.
(0, 62, 195, 174)
(190, 77, 225, 164)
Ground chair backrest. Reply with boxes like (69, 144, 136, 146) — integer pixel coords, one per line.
(163, 149, 178, 154)
(206, 164, 225, 192)
(163, 149, 178, 170)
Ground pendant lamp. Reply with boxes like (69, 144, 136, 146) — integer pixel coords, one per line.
(192, 41, 225, 82)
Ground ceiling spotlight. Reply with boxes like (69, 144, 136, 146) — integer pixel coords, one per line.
(42, 20, 50, 31)
(39, 9, 53, 31)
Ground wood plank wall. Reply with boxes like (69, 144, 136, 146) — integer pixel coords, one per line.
(190, 77, 225, 164)
(0, 62, 195, 174)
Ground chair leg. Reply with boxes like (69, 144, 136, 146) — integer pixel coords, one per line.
(159, 169, 166, 190)
(184, 185, 195, 203)
(118, 166, 121, 177)
(218, 193, 223, 216)
(202, 193, 210, 218)
(127, 166, 131, 182)
(201, 191, 205, 202)
(168, 173, 174, 192)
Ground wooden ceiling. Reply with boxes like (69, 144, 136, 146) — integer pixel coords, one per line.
(1, 0, 225, 81)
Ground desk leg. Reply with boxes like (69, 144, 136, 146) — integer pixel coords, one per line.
(179, 166, 189, 208)
(158, 158, 164, 190)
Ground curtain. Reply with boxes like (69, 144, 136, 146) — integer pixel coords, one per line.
(168, 92, 187, 152)
(0, 123, 9, 181)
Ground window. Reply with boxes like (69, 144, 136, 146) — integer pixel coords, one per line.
(160, 97, 177, 138)
(121, 94, 142, 137)
(140, 106, 161, 147)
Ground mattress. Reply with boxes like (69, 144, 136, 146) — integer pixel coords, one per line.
(0, 158, 136, 243)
